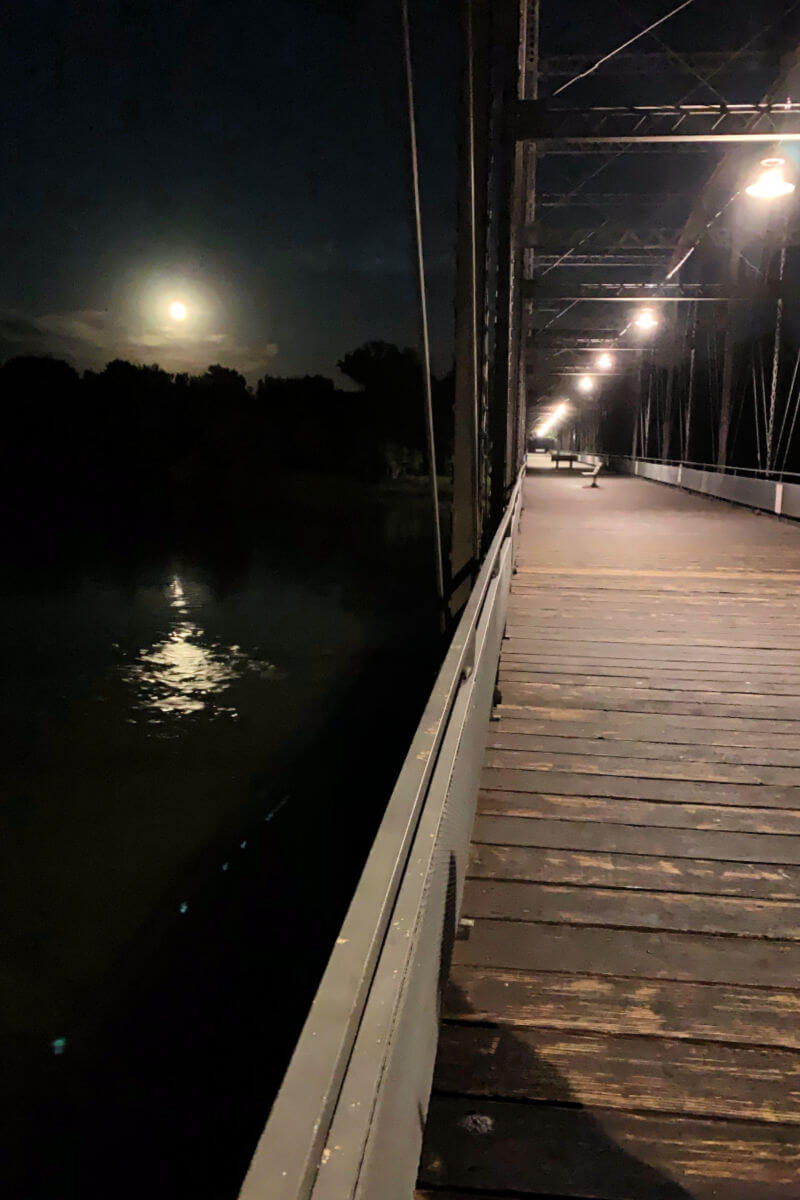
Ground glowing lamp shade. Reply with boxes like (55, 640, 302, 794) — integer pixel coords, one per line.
(634, 306, 659, 332)
(170, 301, 187, 321)
(745, 157, 795, 200)
(577, 375, 594, 392)
(596, 352, 614, 370)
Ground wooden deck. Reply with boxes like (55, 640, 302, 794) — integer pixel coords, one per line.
(418, 467, 800, 1199)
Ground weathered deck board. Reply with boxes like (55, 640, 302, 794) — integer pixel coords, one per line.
(461, 879, 800, 938)
(419, 470, 800, 1198)
(433, 1023, 800, 1122)
(469, 844, 800, 898)
(476, 789, 800, 833)
(486, 732, 800, 768)
(443, 967, 800, 1047)
(473, 815, 800, 863)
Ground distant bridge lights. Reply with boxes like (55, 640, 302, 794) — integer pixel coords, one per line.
(596, 352, 614, 370)
(536, 401, 568, 437)
(634, 306, 659, 332)
(577, 375, 594, 392)
(745, 157, 796, 200)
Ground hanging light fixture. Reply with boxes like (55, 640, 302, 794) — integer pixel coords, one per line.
(745, 157, 795, 200)
(634, 306, 659, 331)
(596, 352, 614, 370)
(577, 375, 594, 392)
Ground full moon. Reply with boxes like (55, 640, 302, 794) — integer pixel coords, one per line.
(169, 301, 187, 321)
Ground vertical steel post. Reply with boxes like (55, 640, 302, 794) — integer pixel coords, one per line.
(660, 305, 677, 460)
(717, 242, 740, 467)
(766, 226, 787, 474)
(486, 0, 528, 533)
(684, 303, 697, 462)
(449, 0, 484, 614)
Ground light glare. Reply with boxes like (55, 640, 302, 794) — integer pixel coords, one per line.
(745, 157, 795, 200)
(578, 375, 594, 392)
(635, 307, 659, 332)
(536, 401, 568, 437)
(170, 301, 187, 321)
(596, 352, 614, 370)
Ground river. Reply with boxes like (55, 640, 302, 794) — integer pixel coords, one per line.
(2, 481, 444, 1198)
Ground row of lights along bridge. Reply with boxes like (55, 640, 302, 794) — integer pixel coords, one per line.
(536, 156, 796, 439)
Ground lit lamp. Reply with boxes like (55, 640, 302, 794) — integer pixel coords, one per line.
(596, 352, 614, 370)
(745, 157, 796, 200)
(577, 375, 594, 392)
(634, 306, 659, 332)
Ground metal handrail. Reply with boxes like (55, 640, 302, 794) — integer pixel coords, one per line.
(618, 454, 800, 483)
(238, 466, 525, 1200)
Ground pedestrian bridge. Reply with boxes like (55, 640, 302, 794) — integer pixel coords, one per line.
(240, 465, 800, 1199)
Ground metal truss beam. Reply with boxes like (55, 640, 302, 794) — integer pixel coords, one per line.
(534, 256, 674, 269)
(527, 224, 681, 250)
(538, 52, 770, 78)
(516, 101, 800, 145)
(523, 281, 738, 301)
(526, 328, 622, 341)
(538, 192, 686, 207)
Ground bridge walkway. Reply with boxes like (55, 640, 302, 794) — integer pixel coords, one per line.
(418, 467, 800, 1199)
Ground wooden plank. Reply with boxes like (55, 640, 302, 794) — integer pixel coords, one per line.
(500, 682, 800, 715)
(498, 670, 800, 698)
(453, 919, 800, 988)
(461, 879, 800, 940)
(503, 630, 800, 652)
(486, 731, 800, 768)
(473, 815, 800, 865)
(433, 1023, 800, 1122)
(501, 660, 800, 684)
(420, 1095, 800, 1198)
(500, 693, 800, 718)
(483, 748, 800, 785)
(469, 844, 800, 900)
(503, 636, 800, 660)
(480, 766, 800, 810)
(477, 788, 800, 834)
(492, 710, 800, 745)
(445, 966, 800, 1048)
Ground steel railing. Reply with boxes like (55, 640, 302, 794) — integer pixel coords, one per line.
(238, 467, 524, 1200)
(616, 454, 800, 483)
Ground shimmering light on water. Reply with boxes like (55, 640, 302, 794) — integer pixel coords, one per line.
(125, 575, 279, 721)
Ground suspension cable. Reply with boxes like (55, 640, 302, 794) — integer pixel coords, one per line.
(401, 0, 445, 620)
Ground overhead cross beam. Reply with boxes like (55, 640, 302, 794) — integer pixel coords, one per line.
(527, 224, 681, 250)
(516, 101, 800, 145)
(538, 51, 770, 78)
(523, 281, 743, 301)
(538, 193, 686, 207)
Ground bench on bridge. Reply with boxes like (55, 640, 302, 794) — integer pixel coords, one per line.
(551, 451, 578, 469)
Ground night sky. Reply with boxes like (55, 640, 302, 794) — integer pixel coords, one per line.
(2, 0, 459, 381)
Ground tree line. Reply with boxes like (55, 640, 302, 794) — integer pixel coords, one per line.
(1, 342, 453, 555)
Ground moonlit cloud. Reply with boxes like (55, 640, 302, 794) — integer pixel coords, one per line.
(0, 307, 278, 379)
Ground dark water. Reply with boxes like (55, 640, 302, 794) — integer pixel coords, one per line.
(2, 483, 443, 1199)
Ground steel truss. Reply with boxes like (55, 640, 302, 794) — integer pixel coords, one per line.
(516, 101, 800, 145)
